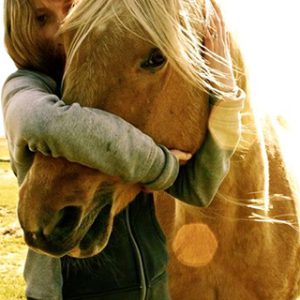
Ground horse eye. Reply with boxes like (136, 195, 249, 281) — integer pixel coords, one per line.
(36, 14, 49, 26)
(141, 48, 166, 70)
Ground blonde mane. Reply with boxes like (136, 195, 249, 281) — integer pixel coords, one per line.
(62, 0, 237, 96)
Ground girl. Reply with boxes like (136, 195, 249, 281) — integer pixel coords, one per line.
(2, 0, 245, 299)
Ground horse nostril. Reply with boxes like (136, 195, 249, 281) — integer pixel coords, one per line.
(44, 206, 82, 237)
(24, 230, 41, 246)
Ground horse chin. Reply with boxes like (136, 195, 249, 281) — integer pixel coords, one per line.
(68, 205, 114, 258)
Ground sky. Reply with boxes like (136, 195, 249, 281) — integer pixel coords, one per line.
(0, 0, 300, 137)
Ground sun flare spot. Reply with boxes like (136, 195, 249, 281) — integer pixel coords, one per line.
(172, 223, 218, 267)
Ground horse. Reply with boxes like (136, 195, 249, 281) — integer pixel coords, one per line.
(18, 0, 300, 299)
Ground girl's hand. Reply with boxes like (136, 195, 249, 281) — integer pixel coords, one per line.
(141, 149, 192, 193)
(204, 0, 236, 92)
(170, 149, 192, 165)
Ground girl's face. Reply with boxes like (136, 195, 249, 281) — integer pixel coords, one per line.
(32, 0, 72, 47)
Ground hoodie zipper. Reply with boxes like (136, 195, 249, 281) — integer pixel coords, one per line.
(125, 206, 147, 300)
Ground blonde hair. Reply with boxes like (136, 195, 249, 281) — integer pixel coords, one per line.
(62, 0, 240, 96)
(4, 0, 65, 79)
(4, 0, 42, 69)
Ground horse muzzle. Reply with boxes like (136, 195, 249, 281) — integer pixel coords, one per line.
(18, 153, 140, 258)
(21, 194, 113, 258)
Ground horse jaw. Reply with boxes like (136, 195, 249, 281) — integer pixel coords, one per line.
(18, 153, 140, 258)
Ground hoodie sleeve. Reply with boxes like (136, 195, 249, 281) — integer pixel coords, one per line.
(167, 92, 245, 207)
(1, 69, 178, 190)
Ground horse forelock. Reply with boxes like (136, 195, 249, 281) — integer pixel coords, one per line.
(61, 0, 238, 96)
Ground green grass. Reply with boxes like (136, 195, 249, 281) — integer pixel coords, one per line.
(0, 137, 26, 300)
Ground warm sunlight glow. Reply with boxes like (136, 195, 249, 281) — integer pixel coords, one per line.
(220, 0, 300, 179)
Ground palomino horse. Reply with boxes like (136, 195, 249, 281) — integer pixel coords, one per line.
(18, 0, 300, 299)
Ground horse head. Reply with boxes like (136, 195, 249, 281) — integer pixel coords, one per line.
(19, 0, 234, 258)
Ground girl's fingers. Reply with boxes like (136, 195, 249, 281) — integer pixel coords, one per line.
(211, 0, 221, 16)
(208, 0, 226, 38)
(205, 1, 229, 51)
(170, 150, 192, 165)
(203, 1, 236, 91)
(204, 30, 216, 53)
(210, 0, 223, 24)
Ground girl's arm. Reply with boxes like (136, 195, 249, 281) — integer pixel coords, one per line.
(167, 94, 244, 207)
(167, 0, 245, 207)
(1, 69, 178, 189)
